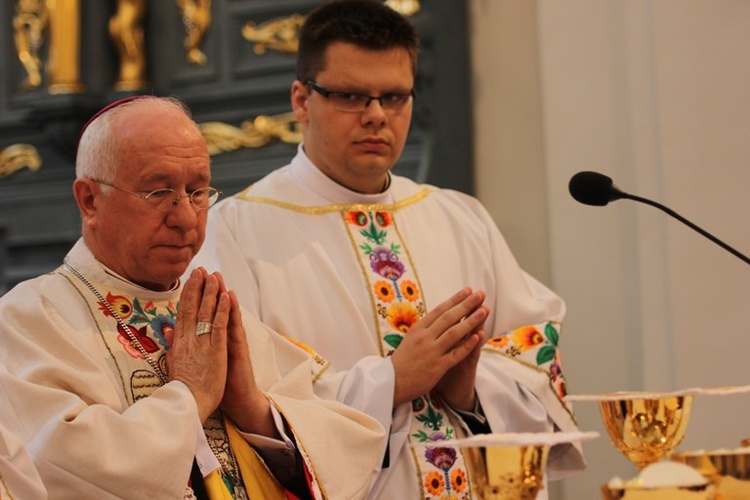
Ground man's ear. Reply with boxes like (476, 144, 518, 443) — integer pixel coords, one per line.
(73, 178, 100, 228)
(291, 80, 310, 123)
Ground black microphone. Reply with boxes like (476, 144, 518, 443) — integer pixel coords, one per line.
(569, 171, 750, 265)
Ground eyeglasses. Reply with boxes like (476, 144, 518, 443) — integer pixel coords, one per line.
(305, 80, 415, 113)
(94, 180, 222, 211)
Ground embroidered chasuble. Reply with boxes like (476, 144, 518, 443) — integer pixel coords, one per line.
(59, 265, 288, 500)
(191, 147, 586, 499)
(344, 208, 473, 498)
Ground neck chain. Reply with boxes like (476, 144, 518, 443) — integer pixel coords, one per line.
(64, 260, 248, 500)
(65, 260, 169, 384)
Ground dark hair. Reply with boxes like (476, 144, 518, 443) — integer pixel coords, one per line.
(296, 0, 419, 82)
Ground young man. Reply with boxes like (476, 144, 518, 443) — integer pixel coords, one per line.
(195, 0, 586, 497)
(0, 96, 386, 499)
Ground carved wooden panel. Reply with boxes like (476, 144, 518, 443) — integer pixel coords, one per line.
(0, 0, 472, 294)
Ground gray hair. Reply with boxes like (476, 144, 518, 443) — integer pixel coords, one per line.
(75, 96, 193, 184)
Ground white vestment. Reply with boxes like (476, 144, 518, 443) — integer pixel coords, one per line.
(0, 394, 47, 500)
(0, 239, 384, 499)
(193, 147, 586, 499)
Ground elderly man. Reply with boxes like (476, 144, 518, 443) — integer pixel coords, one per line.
(194, 0, 586, 498)
(0, 95, 387, 499)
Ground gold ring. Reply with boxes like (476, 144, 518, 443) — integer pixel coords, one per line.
(195, 321, 212, 336)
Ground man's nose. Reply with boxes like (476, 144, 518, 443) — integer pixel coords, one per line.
(361, 98, 387, 127)
(165, 194, 200, 229)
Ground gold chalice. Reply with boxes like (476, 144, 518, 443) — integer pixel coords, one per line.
(452, 431, 599, 499)
(599, 394, 693, 470)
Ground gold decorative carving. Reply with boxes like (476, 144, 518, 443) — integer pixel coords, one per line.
(176, 0, 211, 65)
(241, 14, 305, 55)
(46, 0, 84, 93)
(109, 0, 147, 91)
(0, 144, 42, 178)
(385, 0, 420, 17)
(199, 112, 302, 156)
(13, 0, 49, 90)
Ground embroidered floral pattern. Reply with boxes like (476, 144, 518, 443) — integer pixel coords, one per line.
(98, 292, 133, 319)
(344, 210, 473, 499)
(374, 280, 396, 302)
(96, 294, 176, 360)
(387, 302, 419, 334)
(424, 471, 446, 496)
(484, 321, 568, 399)
(116, 323, 159, 358)
(451, 468, 468, 493)
(400, 280, 420, 301)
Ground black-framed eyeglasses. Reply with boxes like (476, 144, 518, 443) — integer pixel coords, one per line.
(305, 80, 415, 113)
(94, 180, 222, 212)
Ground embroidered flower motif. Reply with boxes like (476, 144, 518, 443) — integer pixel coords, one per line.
(345, 211, 369, 227)
(150, 314, 175, 349)
(98, 293, 133, 319)
(487, 336, 509, 349)
(374, 211, 393, 227)
(512, 325, 545, 351)
(424, 471, 445, 496)
(426, 446, 457, 471)
(387, 302, 418, 334)
(117, 323, 159, 359)
(370, 247, 404, 280)
(450, 468, 468, 493)
(374, 281, 396, 303)
(400, 280, 419, 301)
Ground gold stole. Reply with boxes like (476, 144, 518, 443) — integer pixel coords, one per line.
(343, 210, 474, 499)
(60, 267, 286, 499)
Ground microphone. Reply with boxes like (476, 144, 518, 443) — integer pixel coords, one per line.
(569, 171, 750, 265)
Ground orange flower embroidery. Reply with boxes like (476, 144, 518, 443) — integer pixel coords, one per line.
(374, 211, 393, 227)
(98, 293, 133, 319)
(424, 471, 445, 496)
(512, 326, 544, 351)
(387, 302, 419, 334)
(345, 211, 368, 226)
(374, 281, 396, 303)
(400, 280, 420, 301)
(487, 336, 509, 349)
(450, 468, 468, 493)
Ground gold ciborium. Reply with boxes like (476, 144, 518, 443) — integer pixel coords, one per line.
(599, 394, 693, 470)
(462, 444, 549, 499)
(671, 448, 750, 500)
(452, 431, 600, 499)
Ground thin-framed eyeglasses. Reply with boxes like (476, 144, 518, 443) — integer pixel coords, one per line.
(93, 180, 222, 211)
(305, 80, 415, 113)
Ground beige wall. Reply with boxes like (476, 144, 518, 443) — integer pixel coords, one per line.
(470, 0, 750, 498)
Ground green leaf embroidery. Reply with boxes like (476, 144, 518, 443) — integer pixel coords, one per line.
(411, 430, 430, 442)
(544, 323, 559, 346)
(415, 404, 443, 431)
(384, 334, 403, 349)
(536, 345, 556, 365)
(361, 219, 387, 245)
(130, 297, 150, 324)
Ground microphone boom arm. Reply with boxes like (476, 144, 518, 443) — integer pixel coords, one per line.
(621, 192, 750, 265)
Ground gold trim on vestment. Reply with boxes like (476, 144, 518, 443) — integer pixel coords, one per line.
(481, 336, 578, 425)
(265, 395, 325, 499)
(235, 187, 433, 214)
